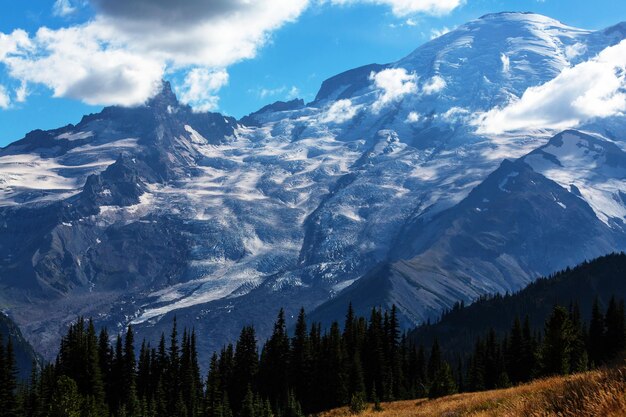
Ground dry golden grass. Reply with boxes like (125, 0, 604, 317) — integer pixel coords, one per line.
(318, 367, 626, 417)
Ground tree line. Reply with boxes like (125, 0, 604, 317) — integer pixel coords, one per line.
(0, 296, 624, 417)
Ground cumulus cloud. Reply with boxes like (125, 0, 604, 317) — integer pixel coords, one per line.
(2, 25, 164, 107)
(476, 40, 626, 134)
(255, 85, 300, 100)
(52, 0, 77, 17)
(178, 68, 229, 112)
(430, 26, 452, 39)
(320, 99, 358, 123)
(369, 68, 418, 112)
(0, 85, 10, 109)
(0, 0, 461, 110)
(406, 111, 421, 123)
(15, 81, 28, 103)
(441, 107, 470, 123)
(422, 75, 446, 95)
(0, 0, 308, 109)
(0, 30, 32, 60)
(287, 86, 300, 100)
(564, 42, 587, 61)
(329, 0, 462, 17)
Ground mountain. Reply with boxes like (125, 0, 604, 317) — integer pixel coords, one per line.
(309, 130, 626, 327)
(0, 12, 625, 362)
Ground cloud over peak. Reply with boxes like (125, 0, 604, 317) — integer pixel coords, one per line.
(476, 40, 626, 134)
(370, 68, 418, 112)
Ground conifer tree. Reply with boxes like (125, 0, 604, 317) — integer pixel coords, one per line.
(428, 362, 456, 399)
(232, 326, 258, 411)
(588, 297, 605, 365)
(259, 309, 289, 409)
(540, 306, 575, 375)
(605, 297, 626, 360)
(427, 338, 442, 383)
(0, 336, 18, 417)
(290, 308, 312, 410)
(51, 376, 81, 417)
(568, 303, 588, 373)
(122, 325, 140, 416)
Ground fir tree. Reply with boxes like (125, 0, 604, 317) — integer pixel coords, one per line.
(540, 306, 575, 375)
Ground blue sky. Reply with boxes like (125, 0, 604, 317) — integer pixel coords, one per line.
(0, 0, 625, 146)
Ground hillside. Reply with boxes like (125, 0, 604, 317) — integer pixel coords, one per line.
(320, 366, 626, 417)
(407, 252, 626, 355)
(0, 313, 41, 380)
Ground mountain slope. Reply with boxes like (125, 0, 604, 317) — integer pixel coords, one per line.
(405, 252, 626, 356)
(0, 313, 41, 380)
(309, 130, 626, 327)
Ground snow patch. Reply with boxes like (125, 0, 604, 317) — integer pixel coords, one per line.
(57, 131, 94, 141)
(498, 171, 519, 193)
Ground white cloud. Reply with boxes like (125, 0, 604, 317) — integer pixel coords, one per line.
(405, 18, 417, 26)
(430, 26, 452, 39)
(441, 106, 470, 122)
(476, 40, 626, 134)
(500, 53, 510, 74)
(369, 68, 418, 112)
(2, 25, 164, 107)
(178, 68, 229, 112)
(0, 0, 309, 109)
(422, 75, 446, 95)
(320, 99, 358, 123)
(0, 30, 32, 60)
(15, 81, 28, 103)
(0, 0, 461, 110)
(287, 86, 300, 100)
(406, 111, 421, 123)
(258, 86, 288, 99)
(255, 85, 300, 100)
(329, 0, 462, 17)
(53, 0, 77, 17)
(564, 42, 587, 61)
(0, 85, 10, 109)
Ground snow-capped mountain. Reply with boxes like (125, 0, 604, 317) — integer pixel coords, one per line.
(0, 12, 625, 360)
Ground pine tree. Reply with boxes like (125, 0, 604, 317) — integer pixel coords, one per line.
(428, 362, 457, 399)
(506, 316, 525, 384)
(588, 297, 605, 365)
(259, 309, 289, 409)
(568, 303, 588, 373)
(0, 337, 18, 417)
(540, 306, 575, 376)
(605, 296, 626, 360)
(427, 338, 442, 383)
(232, 326, 258, 411)
(239, 387, 256, 417)
(387, 306, 402, 399)
(467, 338, 485, 391)
(521, 316, 536, 381)
(51, 376, 81, 417)
(290, 308, 312, 411)
(98, 327, 113, 407)
(123, 325, 140, 416)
